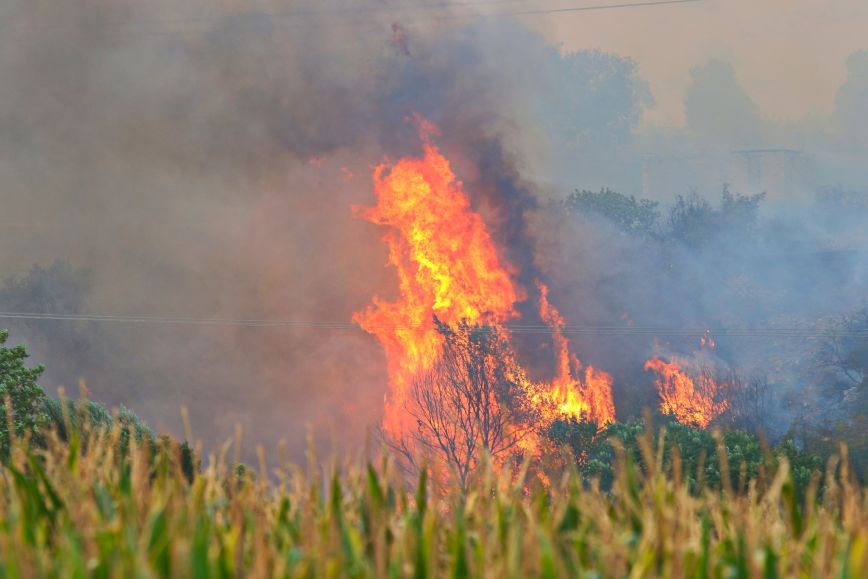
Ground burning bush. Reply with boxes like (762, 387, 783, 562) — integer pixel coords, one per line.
(397, 319, 539, 485)
(355, 119, 616, 467)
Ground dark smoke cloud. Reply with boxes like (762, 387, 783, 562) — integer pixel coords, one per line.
(0, 0, 580, 459)
(1, 0, 865, 457)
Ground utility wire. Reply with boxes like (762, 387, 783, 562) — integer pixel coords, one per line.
(448, 0, 707, 19)
(1, 0, 709, 36)
(330, 0, 709, 20)
(1, 312, 866, 338)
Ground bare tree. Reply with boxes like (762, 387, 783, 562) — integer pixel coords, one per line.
(814, 309, 868, 389)
(720, 369, 774, 435)
(403, 319, 536, 488)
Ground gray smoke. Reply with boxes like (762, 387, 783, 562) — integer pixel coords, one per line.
(0, 0, 575, 459)
(0, 0, 865, 458)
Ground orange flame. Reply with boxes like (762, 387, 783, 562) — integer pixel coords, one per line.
(700, 329, 716, 350)
(353, 119, 520, 437)
(643, 355, 727, 429)
(536, 281, 615, 425)
(354, 118, 614, 442)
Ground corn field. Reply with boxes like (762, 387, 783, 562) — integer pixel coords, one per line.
(1, 416, 868, 578)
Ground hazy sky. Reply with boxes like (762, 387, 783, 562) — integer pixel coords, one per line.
(531, 0, 868, 126)
(24, 0, 862, 129)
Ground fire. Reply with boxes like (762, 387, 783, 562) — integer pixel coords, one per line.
(700, 329, 715, 350)
(536, 281, 615, 425)
(644, 355, 728, 429)
(353, 118, 520, 437)
(354, 117, 614, 443)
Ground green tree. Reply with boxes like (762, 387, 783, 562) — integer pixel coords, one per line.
(566, 188, 660, 237)
(41, 397, 154, 447)
(546, 417, 821, 495)
(0, 330, 47, 456)
(545, 418, 643, 489)
(667, 186, 764, 247)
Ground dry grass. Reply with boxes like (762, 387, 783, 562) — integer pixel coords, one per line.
(1, 410, 867, 578)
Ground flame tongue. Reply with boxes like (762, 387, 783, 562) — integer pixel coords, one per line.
(355, 119, 615, 441)
(537, 281, 615, 425)
(644, 355, 728, 429)
(354, 122, 520, 437)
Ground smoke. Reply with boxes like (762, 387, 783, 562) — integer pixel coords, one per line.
(529, 38, 868, 439)
(1, 0, 865, 457)
(684, 59, 763, 147)
(0, 0, 578, 459)
(0, 1, 404, 457)
(834, 50, 868, 149)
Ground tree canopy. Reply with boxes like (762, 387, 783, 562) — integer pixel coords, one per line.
(0, 329, 47, 455)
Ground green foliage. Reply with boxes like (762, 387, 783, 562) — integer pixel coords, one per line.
(545, 417, 821, 495)
(667, 187, 765, 247)
(0, 330, 194, 480)
(566, 188, 660, 236)
(565, 185, 765, 248)
(115, 404, 156, 447)
(42, 397, 112, 438)
(41, 397, 154, 448)
(179, 441, 197, 484)
(777, 439, 824, 492)
(665, 193, 715, 246)
(0, 330, 47, 457)
(0, 424, 864, 576)
(719, 186, 766, 230)
(545, 418, 638, 488)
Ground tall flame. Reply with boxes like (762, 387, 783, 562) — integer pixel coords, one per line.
(536, 281, 615, 425)
(354, 119, 520, 437)
(354, 118, 614, 441)
(644, 355, 727, 429)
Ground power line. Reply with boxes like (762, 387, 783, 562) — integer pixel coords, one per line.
(450, 0, 707, 19)
(349, 0, 709, 20)
(1, 312, 866, 339)
(1, 0, 709, 36)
